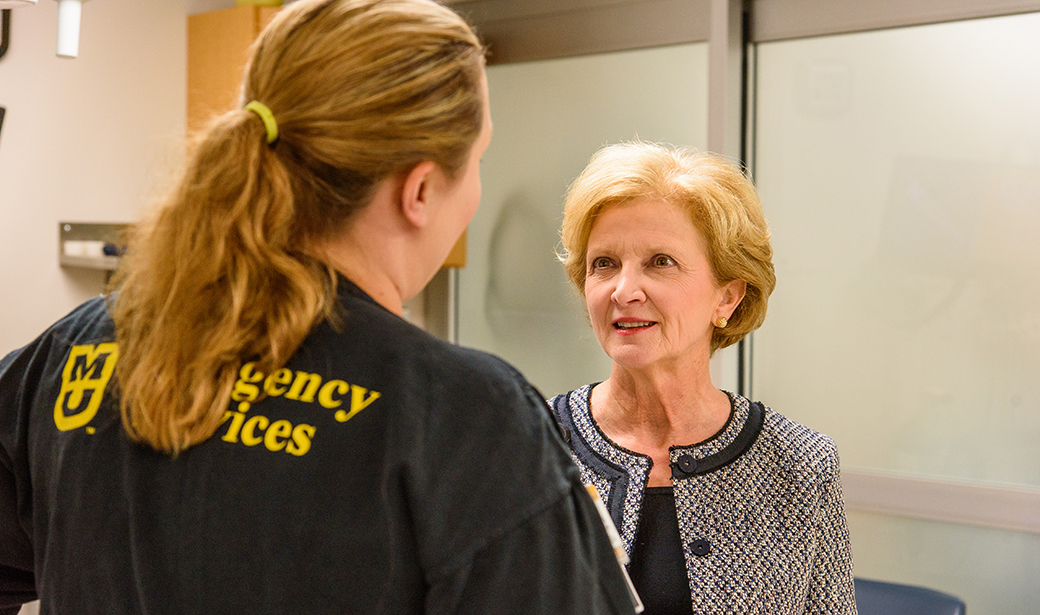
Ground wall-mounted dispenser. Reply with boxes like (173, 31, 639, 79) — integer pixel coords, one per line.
(59, 222, 129, 272)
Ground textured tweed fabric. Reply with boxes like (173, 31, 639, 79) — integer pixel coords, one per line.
(549, 385, 857, 614)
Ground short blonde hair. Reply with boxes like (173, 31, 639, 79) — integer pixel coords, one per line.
(560, 141, 775, 354)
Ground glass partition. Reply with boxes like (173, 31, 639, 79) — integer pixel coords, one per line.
(755, 9, 1040, 488)
(753, 12, 1040, 612)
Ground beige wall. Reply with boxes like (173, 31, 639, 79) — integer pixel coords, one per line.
(0, 0, 187, 356)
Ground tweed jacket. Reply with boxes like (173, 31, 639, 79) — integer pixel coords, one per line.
(550, 385, 857, 614)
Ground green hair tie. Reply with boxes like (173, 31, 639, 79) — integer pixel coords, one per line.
(245, 100, 279, 145)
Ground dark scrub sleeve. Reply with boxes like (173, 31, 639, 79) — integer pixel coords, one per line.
(426, 481, 632, 614)
(413, 361, 633, 615)
(1, 345, 41, 614)
(1, 463, 39, 615)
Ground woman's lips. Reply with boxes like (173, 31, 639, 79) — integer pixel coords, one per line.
(613, 319, 656, 332)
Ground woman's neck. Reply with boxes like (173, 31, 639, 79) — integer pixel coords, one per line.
(315, 231, 405, 315)
(591, 365, 731, 487)
(310, 181, 427, 317)
(591, 363, 731, 453)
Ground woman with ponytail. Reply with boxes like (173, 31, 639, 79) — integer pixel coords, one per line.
(0, 2, 634, 613)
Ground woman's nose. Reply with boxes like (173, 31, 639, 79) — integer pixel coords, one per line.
(611, 267, 646, 304)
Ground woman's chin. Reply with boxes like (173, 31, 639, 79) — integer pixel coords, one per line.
(605, 348, 662, 373)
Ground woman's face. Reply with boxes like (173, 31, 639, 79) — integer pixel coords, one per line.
(584, 199, 744, 373)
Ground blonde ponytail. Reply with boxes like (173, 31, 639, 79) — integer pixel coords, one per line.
(112, 110, 337, 453)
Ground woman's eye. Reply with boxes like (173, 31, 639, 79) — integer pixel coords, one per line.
(590, 257, 613, 270)
(653, 255, 675, 267)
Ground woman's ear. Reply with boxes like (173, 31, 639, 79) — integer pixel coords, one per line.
(718, 279, 747, 319)
(399, 161, 439, 229)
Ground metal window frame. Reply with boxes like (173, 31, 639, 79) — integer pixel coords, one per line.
(751, 0, 1040, 42)
(449, 0, 711, 65)
(450, 0, 1040, 60)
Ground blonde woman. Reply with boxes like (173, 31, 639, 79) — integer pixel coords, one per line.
(550, 142, 856, 614)
(0, 2, 632, 613)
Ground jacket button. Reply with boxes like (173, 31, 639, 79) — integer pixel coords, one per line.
(676, 453, 697, 474)
(689, 539, 711, 557)
(560, 426, 571, 443)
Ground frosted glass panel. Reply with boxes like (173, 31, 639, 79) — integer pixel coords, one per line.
(754, 13, 1040, 614)
(460, 44, 709, 396)
(754, 13, 1040, 488)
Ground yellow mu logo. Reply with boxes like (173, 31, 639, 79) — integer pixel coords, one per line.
(54, 343, 119, 431)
